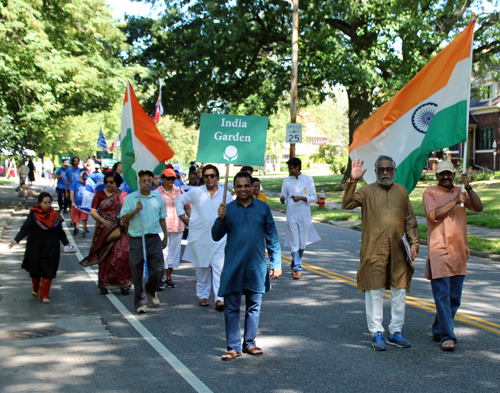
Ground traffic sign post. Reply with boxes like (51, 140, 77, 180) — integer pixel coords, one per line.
(286, 123, 302, 144)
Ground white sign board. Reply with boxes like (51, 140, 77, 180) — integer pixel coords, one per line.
(286, 123, 302, 144)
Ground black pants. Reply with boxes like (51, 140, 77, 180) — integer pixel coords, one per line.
(129, 235, 163, 309)
(57, 188, 70, 212)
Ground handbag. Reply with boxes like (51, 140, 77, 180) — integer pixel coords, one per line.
(105, 191, 122, 243)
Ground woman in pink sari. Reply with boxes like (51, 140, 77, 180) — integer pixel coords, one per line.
(81, 171, 132, 295)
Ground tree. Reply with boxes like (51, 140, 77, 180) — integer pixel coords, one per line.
(125, 0, 500, 179)
(0, 0, 130, 153)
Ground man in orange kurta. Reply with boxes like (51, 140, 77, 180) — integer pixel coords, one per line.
(342, 156, 419, 351)
(422, 160, 483, 351)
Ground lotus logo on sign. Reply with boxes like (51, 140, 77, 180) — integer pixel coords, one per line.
(196, 114, 269, 166)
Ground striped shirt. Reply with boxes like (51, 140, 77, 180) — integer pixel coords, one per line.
(154, 185, 186, 233)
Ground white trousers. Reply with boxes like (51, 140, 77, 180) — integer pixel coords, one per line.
(196, 264, 223, 303)
(161, 232, 183, 269)
(365, 286, 406, 334)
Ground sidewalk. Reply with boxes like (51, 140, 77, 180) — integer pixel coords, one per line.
(263, 189, 500, 261)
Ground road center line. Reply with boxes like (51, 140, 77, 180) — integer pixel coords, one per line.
(63, 224, 213, 393)
(280, 255, 500, 335)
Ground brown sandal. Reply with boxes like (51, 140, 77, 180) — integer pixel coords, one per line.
(221, 351, 242, 361)
(199, 298, 209, 307)
(441, 339, 455, 351)
(243, 346, 263, 356)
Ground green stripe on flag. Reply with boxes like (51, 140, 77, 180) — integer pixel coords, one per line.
(394, 100, 468, 193)
(122, 128, 138, 192)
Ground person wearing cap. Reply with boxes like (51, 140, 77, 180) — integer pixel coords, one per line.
(55, 160, 71, 213)
(422, 160, 483, 351)
(121, 169, 168, 314)
(175, 164, 232, 311)
(342, 155, 419, 351)
(154, 168, 190, 289)
(69, 168, 90, 237)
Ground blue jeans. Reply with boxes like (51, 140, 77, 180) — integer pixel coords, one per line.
(291, 249, 304, 272)
(429, 263, 465, 343)
(224, 290, 263, 353)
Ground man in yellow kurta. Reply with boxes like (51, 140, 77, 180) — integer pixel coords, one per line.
(342, 156, 419, 351)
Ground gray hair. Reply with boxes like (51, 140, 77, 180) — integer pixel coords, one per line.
(374, 155, 396, 168)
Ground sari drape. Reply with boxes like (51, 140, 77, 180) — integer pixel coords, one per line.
(81, 190, 132, 289)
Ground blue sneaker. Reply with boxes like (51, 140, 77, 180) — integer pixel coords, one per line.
(387, 332, 411, 348)
(372, 331, 386, 351)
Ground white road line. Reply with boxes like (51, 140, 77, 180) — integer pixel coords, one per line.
(63, 224, 213, 393)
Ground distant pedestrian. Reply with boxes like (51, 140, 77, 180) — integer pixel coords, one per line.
(81, 171, 132, 296)
(342, 157, 419, 351)
(252, 178, 268, 204)
(422, 160, 483, 351)
(55, 160, 71, 213)
(69, 168, 90, 237)
(43, 158, 54, 185)
(9, 192, 75, 303)
(19, 161, 29, 186)
(213, 171, 282, 361)
(65, 157, 81, 200)
(280, 157, 320, 279)
(34, 158, 43, 181)
(27, 158, 35, 185)
(154, 168, 190, 289)
(241, 165, 254, 175)
(175, 164, 232, 310)
(188, 172, 199, 186)
(120, 169, 168, 314)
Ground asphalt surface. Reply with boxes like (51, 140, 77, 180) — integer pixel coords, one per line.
(1, 198, 500, 392)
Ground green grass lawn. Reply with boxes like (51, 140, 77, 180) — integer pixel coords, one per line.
(0, 179, 16, 185)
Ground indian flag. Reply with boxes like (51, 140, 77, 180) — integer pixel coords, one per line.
(350, 21, 475, 193)
(121, 81, 174, 191)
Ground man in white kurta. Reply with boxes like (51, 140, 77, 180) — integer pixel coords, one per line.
(175, 165, 233, 310)
(280, 158, 320, 279)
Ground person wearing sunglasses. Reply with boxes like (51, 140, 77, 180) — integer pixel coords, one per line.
(121, 170, 168, 314)
(175, 164, 232, 311)
(154, 168, 191, 289)
(279, 157, 321, 280)
(342, 155, 419, 351)
(81, 171, 132, 296)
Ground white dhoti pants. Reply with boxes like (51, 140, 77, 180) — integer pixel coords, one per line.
(161, 232, 183, 269)
(365, 286, 406, 334)
(196, 263, 223, 303)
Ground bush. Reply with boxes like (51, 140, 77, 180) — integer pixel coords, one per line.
(468, 172, 494, 182)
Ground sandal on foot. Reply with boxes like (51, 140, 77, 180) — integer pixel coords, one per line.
(221, 351, 242, 361)
(441, 339, 455, 351)
(243, 346, 263, 356)
(199, 298, 209, 307)
(32, 291, 38, 298)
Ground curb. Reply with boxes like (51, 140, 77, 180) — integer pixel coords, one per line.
(270, 206, 500, 263)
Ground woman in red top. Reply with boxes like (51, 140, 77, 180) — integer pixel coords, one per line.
(81, 171, 132, 295)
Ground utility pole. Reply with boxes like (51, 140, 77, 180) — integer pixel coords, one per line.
(290, 0, 299, 158)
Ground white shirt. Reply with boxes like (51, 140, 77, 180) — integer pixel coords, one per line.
(175, 185, 232, 267)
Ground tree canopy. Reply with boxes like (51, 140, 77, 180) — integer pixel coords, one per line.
(0, 0, 130, 153)
(125, 0, 500, 164)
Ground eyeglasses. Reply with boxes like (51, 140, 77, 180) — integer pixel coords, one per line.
(377, 167, 394, 174)
(164, 177, 176, 181)
(141, 179, 152, 183)
(105, 180, 115, 185)
(203, 174, 217, 179)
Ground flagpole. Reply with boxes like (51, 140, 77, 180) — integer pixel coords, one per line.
(461, 20, 475, 208)
(127, 81, 149, 279)
(223, 164, 230, 204)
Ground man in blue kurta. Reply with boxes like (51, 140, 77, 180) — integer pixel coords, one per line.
(212, 171, 282, 361)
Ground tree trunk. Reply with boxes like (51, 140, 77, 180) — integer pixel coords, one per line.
(340, 88, 374, 185)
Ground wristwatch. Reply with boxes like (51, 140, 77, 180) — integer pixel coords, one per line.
(465, 185, 472, 191)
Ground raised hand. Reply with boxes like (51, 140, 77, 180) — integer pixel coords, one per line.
(351, 158, 367, 181)
(218, 203, 226, 221)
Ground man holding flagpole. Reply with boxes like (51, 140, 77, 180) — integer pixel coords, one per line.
(121, 169, 168, 314)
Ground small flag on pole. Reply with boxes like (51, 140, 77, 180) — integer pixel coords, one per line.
(151, 88, 164, 124)
(97, 129, 108, 152)
(109, 134, 121, 152)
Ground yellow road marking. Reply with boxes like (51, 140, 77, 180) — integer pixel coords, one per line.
(279, 255, 500, 336)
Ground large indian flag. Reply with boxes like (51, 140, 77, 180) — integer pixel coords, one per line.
(121, 81, 174, 191)
(350, 21, 475, 193)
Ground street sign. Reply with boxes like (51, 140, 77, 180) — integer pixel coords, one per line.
(58, 152, 73, 165)
(196, 114, 268, 166)
(286, 123, 302, 143)
(96, 151, 113, 159)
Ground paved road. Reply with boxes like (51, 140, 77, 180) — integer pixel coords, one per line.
(1, 206, 500, 393)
